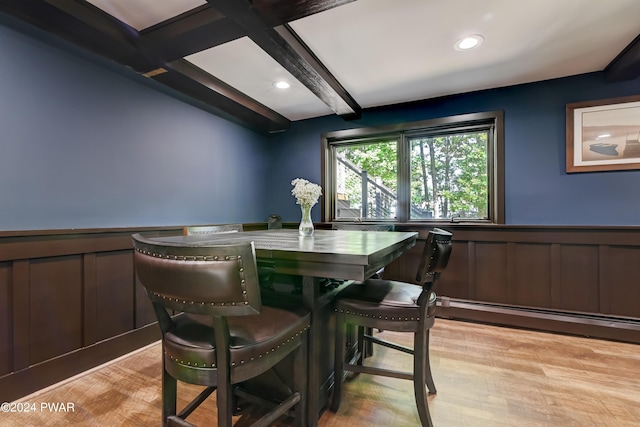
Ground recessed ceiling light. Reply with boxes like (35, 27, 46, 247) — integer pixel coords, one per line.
(455, 34, 484, 51)
(273, 80, 290, 89)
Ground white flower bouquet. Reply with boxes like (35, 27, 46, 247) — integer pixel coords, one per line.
(291, 178, 322, 207)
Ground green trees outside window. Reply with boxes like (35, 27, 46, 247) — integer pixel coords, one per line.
(409, 131, 488, 220)
(335, 140, 398, 219)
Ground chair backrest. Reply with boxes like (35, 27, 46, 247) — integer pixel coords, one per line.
(415, 228, 453, 287)
(183, 223, 244, 236)
(332, 223, 395, 231)
(132, 233, 261, 317)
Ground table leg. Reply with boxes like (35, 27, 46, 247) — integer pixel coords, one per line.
(299, 276, 353, 427)
(302, 276, 321, 427)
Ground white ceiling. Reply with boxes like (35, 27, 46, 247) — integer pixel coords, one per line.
(86, 0, 640, 121)
(86, 0, 207, 31)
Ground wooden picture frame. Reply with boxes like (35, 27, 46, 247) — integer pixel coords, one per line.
(566, 95, 640, 173)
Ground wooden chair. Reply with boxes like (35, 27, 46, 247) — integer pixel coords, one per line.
(132, 233, 309, 427)
(330, 228, 453, 427)
(183, 223, 244, 235)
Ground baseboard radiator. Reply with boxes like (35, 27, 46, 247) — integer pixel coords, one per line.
(437, 297, 640, 344)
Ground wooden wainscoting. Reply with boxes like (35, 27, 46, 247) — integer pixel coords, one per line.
(0, 226, 182, 402)
(0, 224, 273, 402)
(386, 224, 640, 344)
(2, 223, 640, 403)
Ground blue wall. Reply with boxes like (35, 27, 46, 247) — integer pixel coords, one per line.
(0, 17, 270, 231)
(267, 73, 640, 225)
(2, 13, 640, 230)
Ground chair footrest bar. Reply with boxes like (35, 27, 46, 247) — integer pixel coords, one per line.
(252, 392, 301, 427)
(235, 387, 284, 412)
(344, 363, 413, 381)
(176, 386, 216, 419)
(366, 335, 414, 354)
(346, 350, 362, 366)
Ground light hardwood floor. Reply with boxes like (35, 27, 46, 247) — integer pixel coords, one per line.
(2, 319, 639, 426)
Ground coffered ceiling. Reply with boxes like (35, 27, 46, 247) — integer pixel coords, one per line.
(2, 0, 639, 134)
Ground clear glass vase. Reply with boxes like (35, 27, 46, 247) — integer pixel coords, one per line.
(299, 204, 314, 237)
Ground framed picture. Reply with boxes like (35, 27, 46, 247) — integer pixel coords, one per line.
(566, 95, 640, 173)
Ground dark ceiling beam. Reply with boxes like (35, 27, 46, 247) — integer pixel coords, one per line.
(157, 60, 290, 133)
(140, 6, 246, 65)
(604, 33, 640, 82)
(139, 0, 356, 65)
(207, 0, 361, 119)
(275, 23, 360, 119)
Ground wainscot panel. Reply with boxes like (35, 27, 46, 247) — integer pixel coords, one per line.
(95, 251, 135, 342)
(29, 255, 83, 365)
(607, 246, 640, 318)
(474, 242, 508, 303)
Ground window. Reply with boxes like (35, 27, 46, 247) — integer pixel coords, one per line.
(322, 111, 504, 223)
(334, 139, 398, 219)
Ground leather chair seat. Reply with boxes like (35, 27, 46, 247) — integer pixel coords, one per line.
(335, 279, 437, 331)
(166, 307, 310, 372)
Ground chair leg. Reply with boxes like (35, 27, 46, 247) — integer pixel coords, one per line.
(330, 312, 346, 412)
(293, 332, 308, 427)
(364, 327, 374, 358)
(424, 329, 436, 394)
(413, 328, 434, 427)
(356, 326, 365, 366)
(162, 363, 177, 425)
(217, 369, 234, 427)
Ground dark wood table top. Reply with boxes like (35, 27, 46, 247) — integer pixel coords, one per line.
(153, 229, 418, 281)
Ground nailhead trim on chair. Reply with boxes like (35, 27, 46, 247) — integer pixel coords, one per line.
(334, 308, 420, 321)
(137, 247, 251, 306)
(167, 353, 218, 368)
(135, 248, 235, 261)
(135, 248, 245, 263)
(149, 290, 249, 307)
(165, 326, 310, 368)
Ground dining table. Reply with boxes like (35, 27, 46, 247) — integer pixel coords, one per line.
(149, 228, 418, 427)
